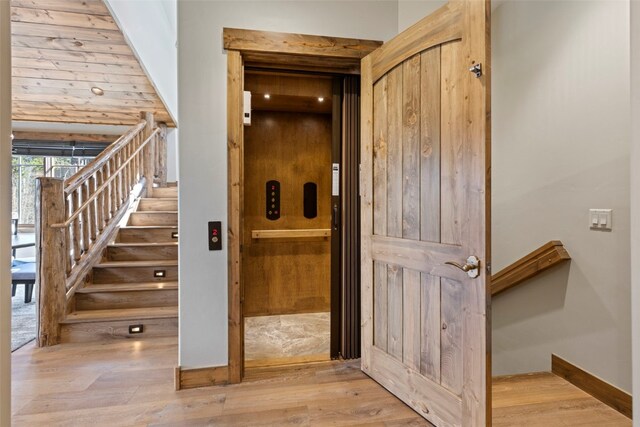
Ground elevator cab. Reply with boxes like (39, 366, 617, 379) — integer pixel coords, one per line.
(242, 70, 335, 367)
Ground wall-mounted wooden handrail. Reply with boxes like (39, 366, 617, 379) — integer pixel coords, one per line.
(251, 229, 331, 239)
(491, 240, 571, 296)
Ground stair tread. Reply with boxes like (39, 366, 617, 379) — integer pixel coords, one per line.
(120, 225, 177, 229)
(62, 306, 178, 323)
(96, 260, 178, 268)
(108, 242, 178, 247)
(77, 281, 179, 293)
(131, 211, 178, 214)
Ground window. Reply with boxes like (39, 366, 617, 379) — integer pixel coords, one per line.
(12, 155, 93, 225)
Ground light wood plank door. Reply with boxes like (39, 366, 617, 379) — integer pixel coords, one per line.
(360, 1, 491, 426)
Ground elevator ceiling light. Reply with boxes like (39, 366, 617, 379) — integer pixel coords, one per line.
(318, 97, 324, 102)
(264, 94, 271, 99)
(91, 86, 104, 96)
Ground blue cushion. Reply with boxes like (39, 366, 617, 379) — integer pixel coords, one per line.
(11, 261, 35, 282)
(12, 257, 35, 266)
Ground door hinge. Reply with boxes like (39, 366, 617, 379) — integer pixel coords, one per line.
(469, 63, 482, 78)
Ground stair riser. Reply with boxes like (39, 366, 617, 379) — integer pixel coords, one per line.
(107, 245, 178, 261)
(76, 290, 178, 310)
(128, 213, 178, 226)
(93, 266, 178, 284)
(60, 317, 178, 343)
(138, 199, 178, 211)
(117, 228, 178, 243)
(152, 188, 178, 198)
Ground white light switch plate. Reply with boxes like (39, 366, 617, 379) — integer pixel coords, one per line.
(589, 209, 612, 231)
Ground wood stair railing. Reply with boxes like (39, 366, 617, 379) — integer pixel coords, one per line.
(491, 241, 571, 296)
(36, 112, 167, 346)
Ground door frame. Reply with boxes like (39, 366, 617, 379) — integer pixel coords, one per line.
(224, 28, 381, 382)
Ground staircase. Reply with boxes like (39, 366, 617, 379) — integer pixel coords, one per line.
(59, 185, 179, 343)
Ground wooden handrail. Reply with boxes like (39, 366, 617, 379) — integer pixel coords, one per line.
(36, 111, 168, 347)
(491, 241, 570, 296)
(64, 121, 146, 194)
(251, 229, 331, 239)
(51, 128, 160, 228)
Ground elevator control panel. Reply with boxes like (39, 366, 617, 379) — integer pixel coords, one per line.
(303, 182, 317, 219)
(208, 221, 222, 250)
(266, 180, 280, 221)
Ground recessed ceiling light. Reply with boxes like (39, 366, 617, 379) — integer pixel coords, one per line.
(264, 94, 270, 99)
(91, 86, 104, 96)
(318, 97, 324, 102)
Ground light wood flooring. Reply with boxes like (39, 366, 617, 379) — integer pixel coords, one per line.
(11, 337, 631, 426)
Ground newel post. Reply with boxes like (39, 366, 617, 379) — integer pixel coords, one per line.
(141, 111, 155, 195)
(156, 122, 168, 187)
(36, 177, 67, 347)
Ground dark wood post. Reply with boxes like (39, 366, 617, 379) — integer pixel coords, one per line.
(36, 177, 67, 347)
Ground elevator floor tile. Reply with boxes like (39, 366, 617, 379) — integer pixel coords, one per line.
(244, 312, 330, 363)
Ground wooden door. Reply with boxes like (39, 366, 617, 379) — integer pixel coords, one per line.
(360, 1, 491, 426)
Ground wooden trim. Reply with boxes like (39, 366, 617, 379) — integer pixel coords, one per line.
(491, 241, 571, 296)
(223, 28, 382, 75)
(551, 354, 632, 418)
(223, 28, 381, 60)
(227, 50, 244, 384)
(174, 365, 229, 391)
(245, 354, 329, 369)
(226, 29, 380, 384)
(359, 53, 374, 374)
(251, 229, 330, 239)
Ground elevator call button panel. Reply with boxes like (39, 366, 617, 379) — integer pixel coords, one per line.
(208, 221, 222, 250)
(266, 180, 281, 221)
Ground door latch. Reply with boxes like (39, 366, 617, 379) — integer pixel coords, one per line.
(469, 63, 482, 78)
(445, 255, 481, 278)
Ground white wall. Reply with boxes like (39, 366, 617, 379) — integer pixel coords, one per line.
(105, 0, 179, 183)
(630, 0, 640, 421)
(398, 0, 445, 31)
(178, 1, 398, 368)
(0, 1, 11, 423)
(104, 0, 178, 123)
(166, 128, 178, 183)
(491, 0, 631, 391)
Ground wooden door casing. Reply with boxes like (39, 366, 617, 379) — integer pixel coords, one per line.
(361, 1, 491, 426)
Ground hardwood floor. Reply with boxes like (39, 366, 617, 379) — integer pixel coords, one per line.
(11, 338, 630, 426)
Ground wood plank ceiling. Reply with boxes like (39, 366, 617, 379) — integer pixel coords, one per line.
(10, 0, 175, 127)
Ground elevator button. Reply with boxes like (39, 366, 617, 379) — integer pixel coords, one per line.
(266, 180, 281, 220)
